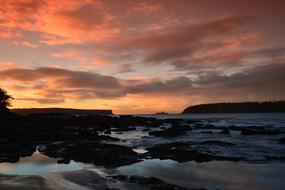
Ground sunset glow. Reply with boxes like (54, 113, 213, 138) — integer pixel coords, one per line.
(1, 0, 285, 114)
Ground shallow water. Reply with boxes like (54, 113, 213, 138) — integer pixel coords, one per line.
(139, 113, 285, 128)
(118, 159, 285, 190)
(0, 150, 91, 175)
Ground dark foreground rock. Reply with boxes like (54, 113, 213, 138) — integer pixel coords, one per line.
(0, 174, 51, 190)
(149, 124, 192, 138)
(241, 128, 282, 135)
(0, 114, 164, 164)
(199, 140, 236, 147)
(279, 137, 285, 144)
(0, 143, 36, 163)
(112, 175, 206, 190)
(145, 142, 243, 162)
(265, 155, 285, 161)
(38, 142, 140, 168)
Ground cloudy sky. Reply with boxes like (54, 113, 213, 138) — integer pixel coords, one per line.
(0, 0, 285, 114)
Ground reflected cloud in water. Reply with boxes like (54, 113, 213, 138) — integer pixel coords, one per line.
(118, 159, 285, 190)
(0, 151, 89, 175)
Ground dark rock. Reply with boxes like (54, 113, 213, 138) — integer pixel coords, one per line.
(241, 128, 282, 135)
(149, 125, 192, 138)
(265, 156, 285, 161)
(279, 137, 285, 144)
(112, 175, 206, 190)
(146, 142, 214, 162)
(146, 142, 243, 163)
(201, 131, 214, 134)
(203, 124, 216, 129)
(104, 129, 111, 134)
(200, 140, 236, 147)
(220, 128, 230, 134)
(98, 135, 120, 141)
(57, 159, 70, 164)
(0, 143, 36, 163)
(113, 127, 136, 132)
(39, 142, 140, 168)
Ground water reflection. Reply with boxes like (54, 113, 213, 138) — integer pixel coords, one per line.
(0, 150, 89, 175)
(118, 159, 285, 190)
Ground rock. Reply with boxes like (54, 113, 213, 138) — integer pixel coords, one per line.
(112, 175, 206, 190)
(112, 127, 136, 132)
(201, 131, 214, 134)
(265, 156, 285, 161)
(0, 143, 36, 163)
(57, 159, 70, 164)
(39, 142, 140, 168)
(241, 128, 282, 135)
(203, 124, 216, 129)
(220, 128, 230, 134)
(279, 137, 285, 144)
(200, 140, 236, 147)
(149, 125, 192, 138)
(146, 142, 214, 162)
(146, 142, 243, 163)
(98, 135, 120, 141)
(104, 129, 111, 134)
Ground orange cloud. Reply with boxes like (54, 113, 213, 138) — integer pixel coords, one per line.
(13, 41, 38, 48)
(50, 49, 86, 61)
(1, 62, 285, 113)
(0, 1, 285, 113)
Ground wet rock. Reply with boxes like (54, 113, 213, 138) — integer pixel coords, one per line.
(203, 124, 216, 129)
(146, 142, 243, 163)
(199, 140, 236, 147)
(201, 130, 214, 134)
(142, 127, 149, 132)
(39, 142, 140, 168)
(0, 154, 19, 163)
(104, 129, 111, 134)
(57, 158, 70, 164)
(241, 128, 282, 135)
(62, 170, 112, 190)
(265, 156, 285, 161)
(0, 143, 36, 163)
(279, 137, 285, 144)
(149, 125, 192, 138)
(146, 142, 214, 162)
(220, 128, 230, 134)
(98, 135, 120, 141)
(113, 126, 136, 132)
(112, 175, 206, 190)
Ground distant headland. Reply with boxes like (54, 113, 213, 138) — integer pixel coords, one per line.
(182, 101, 285, 114)
(12, 108, 113, 116)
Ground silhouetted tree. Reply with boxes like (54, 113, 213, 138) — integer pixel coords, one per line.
(0, 88, 13, 113)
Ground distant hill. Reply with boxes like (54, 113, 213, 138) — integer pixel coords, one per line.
(12, 108, 113, 116)
(182, 101, 285, 114)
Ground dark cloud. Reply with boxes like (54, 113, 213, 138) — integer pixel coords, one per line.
(126, 76, 193, 94)
(1, 61, 285, 104)
(0, 67, 121, 89)
(114, 16, 249, 64)
(17, 98, 65, 104)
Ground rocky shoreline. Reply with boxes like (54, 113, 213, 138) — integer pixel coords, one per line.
(0, 114, 285, 189)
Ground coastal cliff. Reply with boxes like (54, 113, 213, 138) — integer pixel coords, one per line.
(182, 101, 285, 114)
(12, 108, 113, 116)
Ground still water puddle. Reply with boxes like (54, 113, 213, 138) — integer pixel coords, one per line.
(0, 150, 91, 175)
(117, 159, 285, 190)
(0, 151, 285, 190)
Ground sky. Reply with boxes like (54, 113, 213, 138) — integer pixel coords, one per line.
(0, 0, 285, 114)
